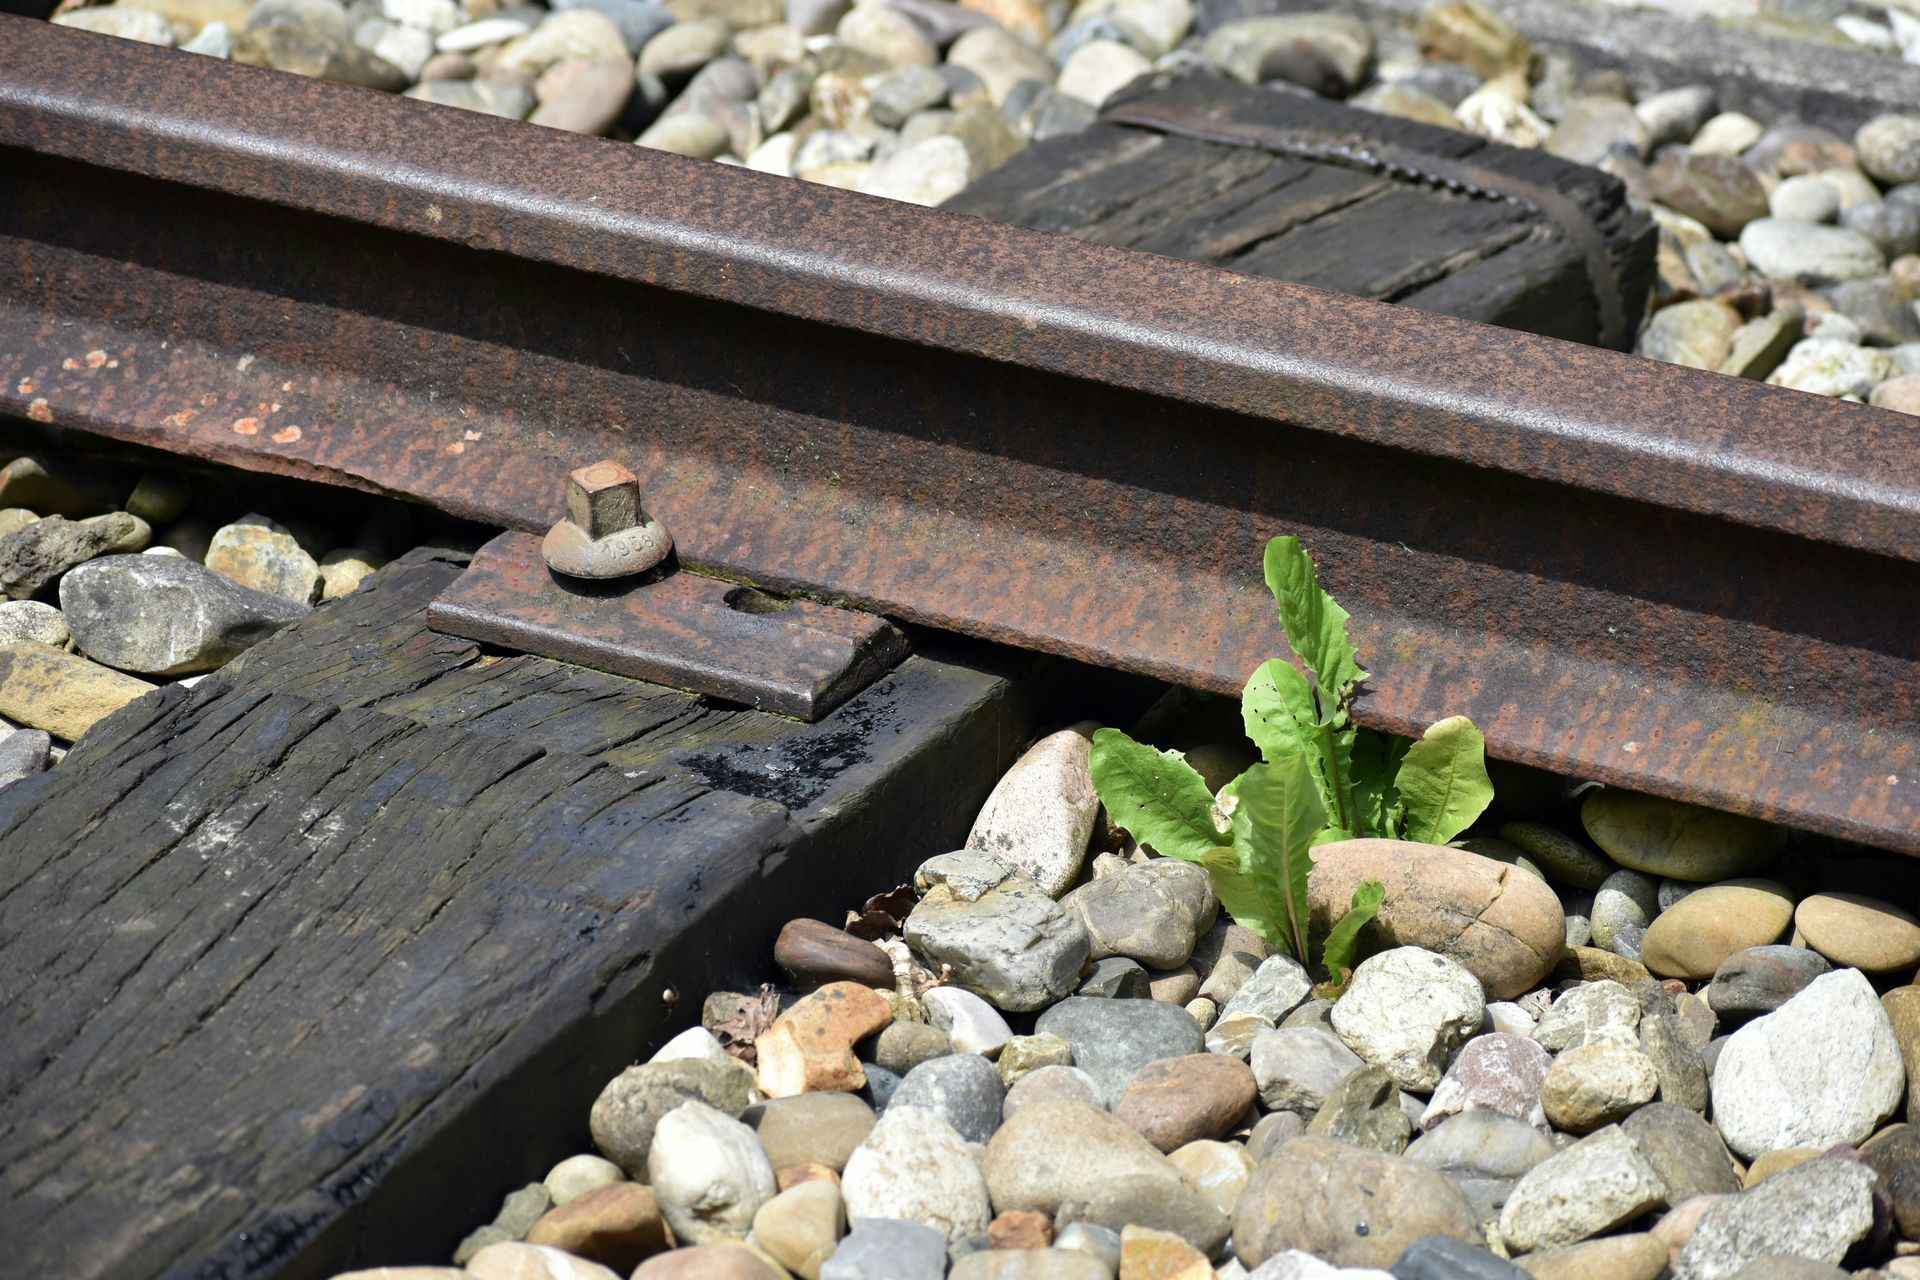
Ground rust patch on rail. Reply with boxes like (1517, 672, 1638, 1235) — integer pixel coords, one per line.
(0, 17, 1916, 851)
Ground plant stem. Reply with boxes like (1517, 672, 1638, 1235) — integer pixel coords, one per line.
(1321, 720, 1353, 835)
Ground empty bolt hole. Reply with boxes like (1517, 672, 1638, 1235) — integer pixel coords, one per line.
(724, 586, 791, 615)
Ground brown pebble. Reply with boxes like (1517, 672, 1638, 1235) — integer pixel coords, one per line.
(630, 1243, 782, 1279)
(524, 1182, 666, 1272)
(988, 1208, 1052, 1250)
(777, 1162, 841, 1190)
(1114, 1054, 1257, 1153)
(774, 918, 896, 990)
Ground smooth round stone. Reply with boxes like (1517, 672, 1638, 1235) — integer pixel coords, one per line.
(1114, 1053, 1257, 1152)
(750, 1179, 843, 1280)
(874, 1021, 950, 1075)
(545, 1154, 626, 1206)
(744, 1092, 875, 1172)
(855, 136, 969, 208)
(835, 1, 935, 65)
(1165, 1140, 1250, 1218)
(636, 112, 729, 158)
(632, 1244, 782, 1279)
(1590, 870, 1660, 952)
(1693, 111, 1763, 154)
(1512, 1232, 1668, 1280)
(205, 517, 320, 603)
(1858, 114, 1920, 185)
(528, 55, 634, 134)
(466, 1242, 621, 1280)
(1232, 1135, 1481, 1271)
(1001, 1063, 1103, 1120)
(1407, 1109, 1555, 1181)
(1637, 299, 1740, 370)
(647, 1102, 777, 1246)
(52, 5, 175, 42)
(525, 1183, 667, 1273)
(1769, 174, 1841, 223)
(637, 18, 729, 80)
(775, 918, 894, 989)
(1308, 839, 1565, 1000)
(888, 1053, 1004, 1145)
(1842, 200, 1920, 259)
(1546, 96, 1647, 166)
(1055, 39, 1151, 107)
(1641, 879, 1794, 980)
(1200, 12, 1374, 95)
(1580, 791, 1779, 883)
(1540, 1041, 1659, 1133)
(1738, 218, 1887, 285)
(1871, 372, 1920, 415)
(982, 1100, 1230, 1253)
(1033, 996, 1205, 1106)
(1794, 892, 1920, 972)
(1498, 822, 1613, 891)
(1768, 337, 1898, 398)
(493, 8, 627, 74)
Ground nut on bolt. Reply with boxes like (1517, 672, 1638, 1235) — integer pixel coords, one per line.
(542, 460, 673, 579)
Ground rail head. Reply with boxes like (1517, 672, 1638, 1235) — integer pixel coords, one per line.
(3, 15, 1919, 564)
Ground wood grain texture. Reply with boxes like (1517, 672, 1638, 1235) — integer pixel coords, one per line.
(947, 73, 1655, 346)
(0, 547, 1056, 1280)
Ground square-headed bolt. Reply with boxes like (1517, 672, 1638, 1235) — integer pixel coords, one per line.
(566, 460, 640, 540)
(544, 458, 673, 580)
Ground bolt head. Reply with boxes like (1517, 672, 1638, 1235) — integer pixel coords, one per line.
(566, 459, 640, 541)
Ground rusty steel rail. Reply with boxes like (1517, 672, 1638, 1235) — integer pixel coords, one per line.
(2, 17, 1918, 851)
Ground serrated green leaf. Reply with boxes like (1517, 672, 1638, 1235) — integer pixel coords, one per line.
(1264, 536, 1368, 707)
(1242, 658, 1339, 815)
(1197, 846, 1288, 951)
(1350, 729, 1410, 839)
(1317, 877, 1385, 999)
(1088, 727, 1227, 861)
(1395, 715, 1495, 845)
(1228, 754, 1326, 960)
(1242, 658, 1320, 766)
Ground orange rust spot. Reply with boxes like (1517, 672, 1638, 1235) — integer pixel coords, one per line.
(445, 441, 466, 455)
(61, 358, 78, 371)
(463, 430, 482, 441)
(233, 417, 261, 436)
(271, 426, 302, 444)
(85, 350, 108, 369)
(163, 409, 198, 428)
(27, 398, 52, 423)
(15, 378, 33, 395)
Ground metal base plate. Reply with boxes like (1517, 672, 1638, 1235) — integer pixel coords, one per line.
(427, 532, 906, 721)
